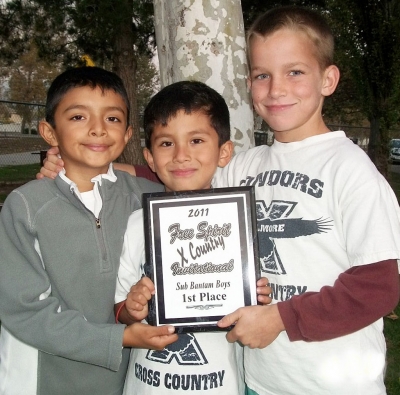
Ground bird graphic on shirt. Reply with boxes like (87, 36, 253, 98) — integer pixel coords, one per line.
(256, 200, 333, 275)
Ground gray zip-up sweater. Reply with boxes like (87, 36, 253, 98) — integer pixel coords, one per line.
(0, 170, 163, 395)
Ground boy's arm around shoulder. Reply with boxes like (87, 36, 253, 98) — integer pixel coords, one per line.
(0, 190, 125, 371)
(115, 168, 164, 196)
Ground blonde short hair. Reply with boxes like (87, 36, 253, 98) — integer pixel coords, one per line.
(247, 6, 334, 71)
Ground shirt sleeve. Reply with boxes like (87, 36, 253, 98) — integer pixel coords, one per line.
(0, 192, 124, 371)
(278, 259, 400, 342)
(115, 210, 146, 303)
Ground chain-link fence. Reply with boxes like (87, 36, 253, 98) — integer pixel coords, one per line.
(0, 100, 49, 167)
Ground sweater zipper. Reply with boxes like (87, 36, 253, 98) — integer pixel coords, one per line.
(72, 190, 107, 262)
(95, 215, 108, 261)
(95, 185, 107, 262)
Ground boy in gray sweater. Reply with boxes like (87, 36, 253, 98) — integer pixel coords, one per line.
(0, 67, 177, 395)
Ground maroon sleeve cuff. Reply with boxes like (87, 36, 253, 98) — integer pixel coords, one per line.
(277, 299, 305, 341)
(134, 165, 162, 184)
(277, 259, 399, 342)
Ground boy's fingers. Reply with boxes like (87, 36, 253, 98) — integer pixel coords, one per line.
(155, 324, 176, 335)
(138, 276, 155, 294)
(257, 277, 269, 287)
(129, 284, 152, 302)
(46, 156, 64, 168)
(38, 165, 58, 180)
(257, 285, 271, 296)
(257, 295, 272, 305)
(217, 310, 239, 328)
(150, 325, 178, 349)
(47, 146, 60, 155)
(38, 152, 64, 180)
(157, 334, 179, 349)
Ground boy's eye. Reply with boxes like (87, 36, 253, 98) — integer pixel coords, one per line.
(289, 70, 303, 76)
(160, 141, 173, 147)
(255, 73, 269, 80)
(107, 116, 120, 122)
(71, 115, 85, 121)
(191, 138, 203, 144)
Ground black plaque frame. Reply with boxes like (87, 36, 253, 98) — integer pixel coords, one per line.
(143, 186, 259, 332)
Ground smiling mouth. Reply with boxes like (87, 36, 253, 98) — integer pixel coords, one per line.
(171, 168, 197, 177)
(84, 144, 110, 152)
(266, 104, 294, 112)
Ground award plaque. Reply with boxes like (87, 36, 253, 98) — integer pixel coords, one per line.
(143, 186, 259, 332)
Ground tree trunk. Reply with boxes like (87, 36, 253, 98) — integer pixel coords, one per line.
(153, 0, 254, 152)
(113, 0, 145, 165)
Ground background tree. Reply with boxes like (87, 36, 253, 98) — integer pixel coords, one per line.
(153, 0, 254, 152)
(325, 0, 400, 177)
(8, 43, 58, 134)
(0, 0, 157, 164)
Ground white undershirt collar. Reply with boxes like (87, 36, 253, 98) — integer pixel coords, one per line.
(58, 164, 117, 217)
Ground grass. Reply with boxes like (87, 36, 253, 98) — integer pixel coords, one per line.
(0, 163, 40, 182)
(0, 164, 40, 203)
(0, 164, 399, 392)
(385, 304, 400, 395)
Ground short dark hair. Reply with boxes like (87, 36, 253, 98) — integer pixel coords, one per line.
(144, 80, 230, 149)
(247, 6, 334, 70)
(45, 66, 130, 128)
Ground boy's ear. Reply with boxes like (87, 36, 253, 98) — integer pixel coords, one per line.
(247, 76, 252, 91)
(218, 140, 234, 168)
(39, 121, 59, 147)
(322, 65, 340, 97)
(124, 126, 133, 144)
(143, 147, 156, 172)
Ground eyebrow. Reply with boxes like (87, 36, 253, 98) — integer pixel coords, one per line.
(251, 61, 309, 72)
(153, 129, 212, 139)
(284, 61, 310, 68)
(63, 104, 126, 114)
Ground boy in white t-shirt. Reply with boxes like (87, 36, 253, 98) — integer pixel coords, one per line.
(114, 80, 271, 395)
(215, 6, 400, 395)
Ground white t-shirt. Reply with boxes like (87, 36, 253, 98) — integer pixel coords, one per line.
(213, 131, 400, 395)
(116, 210, 244, 395)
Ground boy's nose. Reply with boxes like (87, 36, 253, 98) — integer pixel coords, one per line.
(173, 145, 190, 163)
(268, 77, 286, 99)
(89, 120, 107, 136)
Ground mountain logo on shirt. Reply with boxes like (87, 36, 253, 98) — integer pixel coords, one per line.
(256, 200, 332, 275)
(146, 333, 208, 365)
